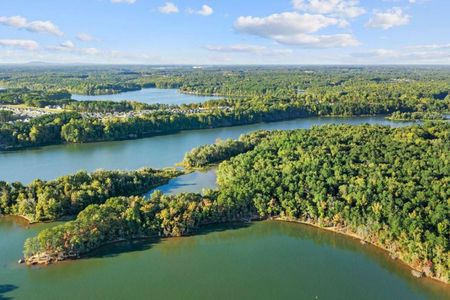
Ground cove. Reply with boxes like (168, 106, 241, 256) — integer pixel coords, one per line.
(0, 116, 407, 183)
(0, 218, 449, 300)
(1, 115, 449, 299)
(71, 88, 221, 105)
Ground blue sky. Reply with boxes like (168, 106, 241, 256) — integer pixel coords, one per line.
(0, 0, 448, 64)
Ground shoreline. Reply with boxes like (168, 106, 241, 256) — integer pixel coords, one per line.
(273, 217, 448, 284)
(21, 215, 448, 284)
(0, 114, 397, 153)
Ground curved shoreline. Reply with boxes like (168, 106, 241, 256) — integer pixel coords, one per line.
(22, 216, 448, 284)
(273, 217, 448, 284)
(0, 114, 396, 153)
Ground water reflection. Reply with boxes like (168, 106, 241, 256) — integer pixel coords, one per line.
(0, 284, 18, 300)
(0, 116, 410, 183)
(0, 217, 449, 299)
(145, 168, 217, 197)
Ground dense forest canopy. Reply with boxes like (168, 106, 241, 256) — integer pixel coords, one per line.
(216, 122, 450, 282)
(1, 65, 449, 98)
(0, 168, 181, 222)
(23, 191, 221, 262)
(1, 92, 448, 150)
(0, 66, 449, 150)
(23, 123, 450, 283)
(387, 111, 447, 121)
(182, 130, 272, 168)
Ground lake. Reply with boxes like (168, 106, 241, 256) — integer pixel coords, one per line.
(0, 116, 406, 183)
(71, 88, 221, 105)
(0, 218, 449, 300)
(145, 168, 218, 197)
(1, 116, 449, 299)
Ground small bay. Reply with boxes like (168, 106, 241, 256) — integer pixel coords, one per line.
(2, 115, 447, 300)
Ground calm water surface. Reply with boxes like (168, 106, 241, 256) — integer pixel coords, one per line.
(0, 218, 449, 300)
(2, 116, 448, 299)
(71, 88, 221, 105)
(0, 116, 406, 183)
(145, 168, 217, 197)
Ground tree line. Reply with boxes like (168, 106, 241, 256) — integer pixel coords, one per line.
(22, 123, 449, 283)
(216, 122, 449, 282)
(3, 89, 449, 151)
(0, 168, 181, 222)
(182, 130, 271, 168)
(1, 66, 449, 150)
(387, 111, 446, 121)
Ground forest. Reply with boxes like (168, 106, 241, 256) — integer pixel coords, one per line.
(23, 191, 223, 262)
(2, 91, 449, 150)
(387, 111, 447, 121)
(0, 66, 449, 150)
(182, 130, 272, 168)
(0, 104, 312, 150)
(22, 122, 450, 283)
(0, 168, 181, 222)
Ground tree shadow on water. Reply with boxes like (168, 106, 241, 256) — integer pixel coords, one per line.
(85, 238, 161, 260)
(0, 284, 18, 300)
(193, 222, 253, 238)
(84, 222, 253, 261)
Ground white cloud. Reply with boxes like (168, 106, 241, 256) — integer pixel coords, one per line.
(76, 32, 95, 42)
(60, 40, 76, 49)
(405, 43, 450, 51)
(0, 16, 63, 36)
(198, 5, 214, 16)
(206, 44, 293, 56)
(274, 33, 359, 47)
(382, 0, 427, 3)
(236, 12, 339, 35)
(111, 0, 136, 4)
(234, 12, 359, 48)
(188, 5, 214, 16)
(292, 0, 365, 18)
(366, 7, 410, 29)
(159, 2, 179, 14)
(48, 41, 99, 56)
(408, 0, 432, 4)
(351, 43, 450, 63)
(0, 39, 39, 50)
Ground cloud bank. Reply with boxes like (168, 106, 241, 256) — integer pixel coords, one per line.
(0, 16, 63, 36)
(0, 39, 39, 50)
(159, 2, 179, 14)
(234, 12, 359, 48)
(366, 7, 410, 29)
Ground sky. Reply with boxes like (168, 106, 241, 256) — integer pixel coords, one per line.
(0, 0, 448, 64)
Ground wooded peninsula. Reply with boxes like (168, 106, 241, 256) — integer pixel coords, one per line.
(19, 123, 449, 284)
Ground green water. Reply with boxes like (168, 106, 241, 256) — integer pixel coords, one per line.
(0, 219, 449, 300)
(1, 116, 449, 299)
(0, 116, 405, 183)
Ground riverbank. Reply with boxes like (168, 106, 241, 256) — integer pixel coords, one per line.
(0, 114, 395, 153)
(5, 217, 449, 300)
(24, 235, 152, 265)
(21, 214, 449, 285)
(273, 217, 449, 284)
